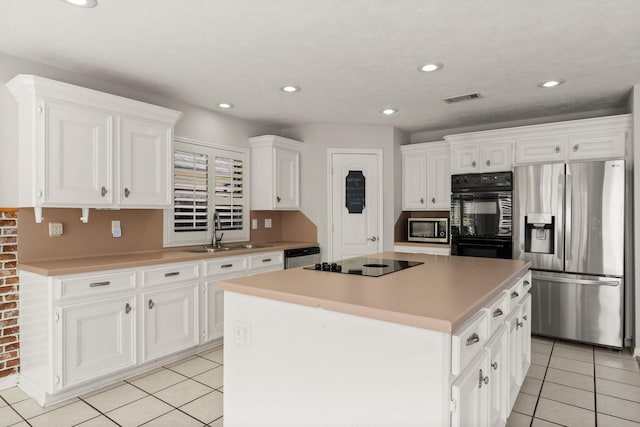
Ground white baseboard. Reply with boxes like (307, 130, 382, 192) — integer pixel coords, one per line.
(0, 373, 18, 390)
(635, 346, 640, 358)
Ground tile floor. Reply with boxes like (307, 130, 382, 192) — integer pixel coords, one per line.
(0, 338, 638, 426)
(507, 336, 640, 427)
(0, 347, 223, 427)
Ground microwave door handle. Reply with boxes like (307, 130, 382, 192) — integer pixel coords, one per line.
(457, 242, 507, 248)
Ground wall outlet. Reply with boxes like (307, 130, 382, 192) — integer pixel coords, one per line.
(265, 218, 272, 229)
(252, 219, 258, 230)
(234, 320, 251, 347)
(48, 222, 63, 237)
(111, 220, 122, 238)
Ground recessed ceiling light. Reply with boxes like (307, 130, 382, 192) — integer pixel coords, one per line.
(280, 85, 301, 93)
(218, 103, 234, 109)
(62, 0, 98, 7)
(419, 62, 443, 72)
(380, 108, 398, 116)
(538, 79, 565, 88)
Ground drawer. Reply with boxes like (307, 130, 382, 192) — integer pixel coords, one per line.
(522, 270, 532, 294)
(57, 271, 136, 300)
(203, 256, 247, 277)
(141, 262, 199, 287)
(248, 251, 284, 271)
(483, 291, 509, 336)
(505, 276, 525, 312)
(451, 310, 489, 376)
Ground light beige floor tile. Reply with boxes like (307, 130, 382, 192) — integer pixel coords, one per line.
(597, 378, 640, 403)
(506, 411, 532, 427)
(540, 381, 594, 411)
(218, 386, 223, 393)
(595, 347, 635, 360)
(154, 379, 212, 407)
(549, 356, 593, 376)
(552, 346, 593, 363)
(0, 406, 23, 427)
(554, 340, 594, 354)
(0, 398, 5, 408)
(198, 347, 223, 364)
(532, 342, 553, 356)
(595, 353, 640, 372)
(142, 409, 203, 426)
(84, 382, 148, 413)
(534, 398, 595, 427)
(125, 366, 165, 382)
(167, 357, 220, 378)
(545, 367, 594, 391)
(598, 394, 640, 423)
(527, 363, 547, 380)
(129, 367, 188, 394)
(596, 365, 640, 387)
(532, 418, 564, 426)
(0, 388, 30, 404)
(11, 397, 78, 419)
(7, 421, 29, 427)
(532, 351, 551, 366)
(192, 366, 224, 389)
(179, 391, 223, 424)
(597, 413, 640, 427)
(80, 381, 128, 399)
(210, 416, 223, 427)
(521, 377, 543, 396)
(29, 401, 100, 427)
(107, 396, 172, 427)
(532, 335, 555, 345)
(513, 392, 537, 416)
(75, 415, 119, 426)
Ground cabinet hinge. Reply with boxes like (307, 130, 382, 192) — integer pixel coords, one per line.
(449, 399, 457, 412)
(38, 102, 44, 114)
(54, 375, 60, 384)
(54, 312, 60, 322)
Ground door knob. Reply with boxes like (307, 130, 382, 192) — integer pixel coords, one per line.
(367, 236, 377, 242)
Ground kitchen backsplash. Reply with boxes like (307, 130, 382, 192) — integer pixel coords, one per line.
(250, 210, 317, 243)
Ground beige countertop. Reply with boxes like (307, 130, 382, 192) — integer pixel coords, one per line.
(18, 241, 318, 276)
(218, 252, 530, 333)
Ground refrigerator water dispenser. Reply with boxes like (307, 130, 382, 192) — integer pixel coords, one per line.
(524, 213, 554, 254)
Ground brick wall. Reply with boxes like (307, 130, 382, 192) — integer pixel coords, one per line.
(0, 209, 19, 378)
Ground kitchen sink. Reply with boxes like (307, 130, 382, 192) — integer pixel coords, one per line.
(184, 246, 231, 253)
(234, 244, 273, 249)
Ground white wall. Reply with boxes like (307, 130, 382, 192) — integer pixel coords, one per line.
(279, 123, 402, 259)
(0, 52, 277, 207)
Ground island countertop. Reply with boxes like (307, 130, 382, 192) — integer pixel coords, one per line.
(218, 251, 531, 333)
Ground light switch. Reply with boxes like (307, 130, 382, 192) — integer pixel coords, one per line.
(111, 220, 122, 238)
(252, 219, 258, 230)
(48, 222, 63, 237)
(265, 218, 272, 229)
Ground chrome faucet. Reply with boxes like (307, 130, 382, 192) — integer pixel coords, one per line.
(212, 212, 224, 248)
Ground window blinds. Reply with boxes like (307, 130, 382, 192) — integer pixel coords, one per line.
(173, 151, 209, 232)
(213, 156, 244, 231)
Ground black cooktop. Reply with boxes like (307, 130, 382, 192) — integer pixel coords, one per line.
(303, 257, 423, 277)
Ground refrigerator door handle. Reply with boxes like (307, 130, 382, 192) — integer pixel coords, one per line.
(533, 275, 620, 287)
(565, 172, 572, 262)
(556, 172, 564, 262)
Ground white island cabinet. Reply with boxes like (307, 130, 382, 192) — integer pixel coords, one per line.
(219, 252, 531, 427)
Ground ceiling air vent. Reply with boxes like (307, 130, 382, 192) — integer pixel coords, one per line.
(443, 92, 483, 104)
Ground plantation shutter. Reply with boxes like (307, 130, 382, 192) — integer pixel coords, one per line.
(173, 150, 209, 233)
(213, 155, 244, 231)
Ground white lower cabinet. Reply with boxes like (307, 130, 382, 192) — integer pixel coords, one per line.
(203, 280, 225, 342)
(60, 295, 136, 389)
(142, 284, 199, 361)
(451, 349, 491, 427)
(486, 326, 509, 427)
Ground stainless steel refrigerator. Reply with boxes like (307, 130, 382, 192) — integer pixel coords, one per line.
(513, 160, 625, 348)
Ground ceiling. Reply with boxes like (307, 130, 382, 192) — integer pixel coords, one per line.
(1, 0, 639, 134)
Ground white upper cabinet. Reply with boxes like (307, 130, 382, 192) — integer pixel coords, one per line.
(6, 75, 182, 221)
(401, 141, 450, 211)
(448, 140, 512, 174)
(249, 135, 303, 210)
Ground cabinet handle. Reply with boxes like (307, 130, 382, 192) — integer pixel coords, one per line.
(420, 198, 424, 204)
(89, 281, 110, 287)
(164, 271, 180, 277)
(471, 160, 477, 168)
(516, 319, 524, 329)
(511, 291, 519, 299)
(486, 159, 490, 167)
(492, 308, 503, 318)
(491, 362, 498, 370)
(466, 333, 480, 346)
(101, 186, 107, 197)
(555, 145, 560, 153)
(276, 196, 281, 203)
(478, 369, 490, 388)
(431, 197, 436, 204)
(367, 236, 378, 242)
(522, 314, 528, 321)
(573, 144, 579, 152)
(124, 188, 130, 198)
(125, 303, 132, 314)
(221, 264, 233, 268)
(148, 299, 155, 309)
(262, 258, 272, 263)
(524, 280, 530, 286)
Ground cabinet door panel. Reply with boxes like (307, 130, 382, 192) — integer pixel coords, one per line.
(426, 149, 451, 209)
(402, 153, 427, 209)
(519, 294, 532, 383)
(203, 280, 225, 342)
(514, 136, 565, 164)
(451, 144, 480, 174)
(483, 142, 512, 172)
(451, 349, 490, 427)
(274, 147, 299, 209)
(143, 285, 198, 361)
(60, 296, 135, 388)
(44, 101, 113, 206)
(505, 306, 522, 412)
(567, 130, 626, 160)
(486, 326, 509, 427)
(119, 118, 171, 207)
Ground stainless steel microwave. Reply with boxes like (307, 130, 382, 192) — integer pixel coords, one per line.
(408, 217, 449, 243)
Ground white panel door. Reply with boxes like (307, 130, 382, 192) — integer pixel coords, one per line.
(451, 144, 480, 174)
(203, 279, 227, 342)
(402, 153, 427, 210)
(519, 294, 532, 383)
(274, 147, 299, 209)
(142, 284, 198, 361)
(482, 141, 512, 172)
(330, 152, 381, 260)
(119, 117, 172, 207)
(486, 326, 509, 427)
(451, 349, 490, 427)
(60, 295, 135, 388)
(506, 305, 523, 412)
(44, 100, 113, 206)
(426, 149, 451, 209)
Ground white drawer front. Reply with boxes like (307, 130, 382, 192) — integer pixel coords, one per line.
(484, 291, 509, 336)
(204, 256, 247, 277)
(505, 277, 525, 312)
(141, 263, 199, 287)
(521, 271, 532, 295)
(248, 251, 284, 271)
(451, 310, 489, 376)
(57, 271, 136, 300)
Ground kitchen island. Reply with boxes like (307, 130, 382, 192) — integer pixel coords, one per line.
(218, 252, 531, 427)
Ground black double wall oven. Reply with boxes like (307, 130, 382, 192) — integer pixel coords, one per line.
(450, 171, 513, 259)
